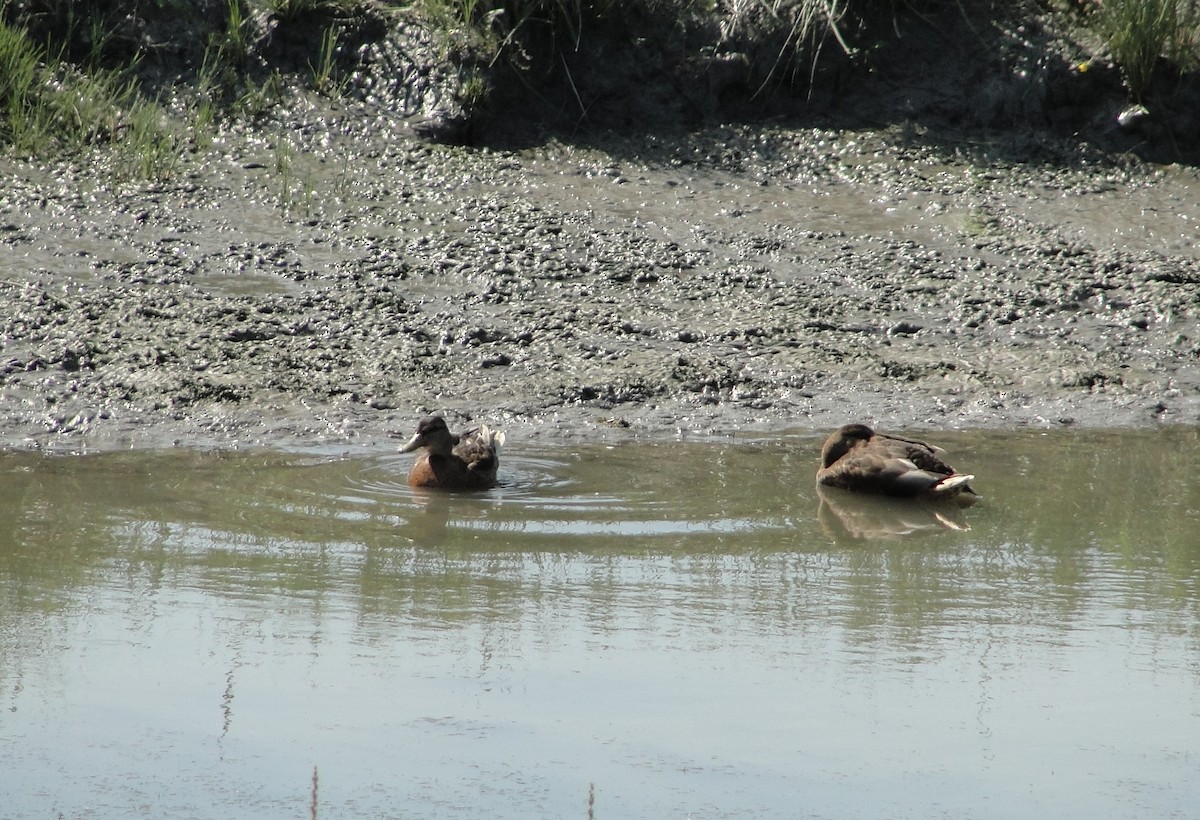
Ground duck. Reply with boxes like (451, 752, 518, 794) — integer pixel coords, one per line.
(816, 423, 979, 506)
(398, 415, 505, 490)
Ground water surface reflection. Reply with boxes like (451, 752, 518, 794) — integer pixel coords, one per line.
(1, 428, 1198, 818)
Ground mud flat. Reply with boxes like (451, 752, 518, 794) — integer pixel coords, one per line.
(2, 99, 1198, 452)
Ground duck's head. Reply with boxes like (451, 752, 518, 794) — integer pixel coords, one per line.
(399, 415, 456, 455)
(820, 423, 875, 467)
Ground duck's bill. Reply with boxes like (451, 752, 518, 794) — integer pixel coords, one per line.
(398, 433, 424, 453)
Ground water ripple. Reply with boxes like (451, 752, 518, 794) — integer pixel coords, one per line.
(330, 450, 789, 543)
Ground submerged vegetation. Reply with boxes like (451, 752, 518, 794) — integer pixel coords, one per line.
(0, 0, 1199, 175)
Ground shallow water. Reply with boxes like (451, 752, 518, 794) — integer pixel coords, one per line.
(2, 428, 1199, 819)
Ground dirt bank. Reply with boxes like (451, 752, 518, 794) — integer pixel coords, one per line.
(2, 1, 1199, 452)
(2, 106, 1198, 453)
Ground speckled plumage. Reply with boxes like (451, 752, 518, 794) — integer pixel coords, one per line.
(817, 423, 979, 506)
(398, 416, 504, 490)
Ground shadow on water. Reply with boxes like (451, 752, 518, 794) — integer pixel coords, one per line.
(1, 427, 1199, 818)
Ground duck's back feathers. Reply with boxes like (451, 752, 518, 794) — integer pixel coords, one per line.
(453, 426, 504, 479)
(467, 425, 505, 454)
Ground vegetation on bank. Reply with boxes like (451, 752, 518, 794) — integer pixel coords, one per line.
(1, 0, 1199, 174)
(1087, 0, 1200, 100)
(0, 0, 363, 177)
(0, 8, 169, 175)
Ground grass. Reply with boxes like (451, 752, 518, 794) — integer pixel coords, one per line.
(0, 0, 353, 178)
(1089, 0, 1200, 101)
(409, 0, 904, 96)
(120, 95, 180, 179)
(218, 0, 254, 70)
(197, 0, 256, 103)
(310, 26, 343, 93)
(272, 131, 321, 217)
(190, 1, 295, 144)
(4, 0, 1200, 177)
(0, 16, 178, 177)
(0, 19, 47, 151)
(414, 0, 630, 66)
(267, 0, 361, 19)
(412, 0, 1200, 107)
(749, 0, 859, 93)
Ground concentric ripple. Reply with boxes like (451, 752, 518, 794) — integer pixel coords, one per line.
(327, 443, 796, 545)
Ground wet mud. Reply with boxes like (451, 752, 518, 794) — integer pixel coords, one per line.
(2, 108, 1199, 452)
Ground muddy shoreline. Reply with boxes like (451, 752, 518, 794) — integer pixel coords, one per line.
(2, 103, 1199, 453)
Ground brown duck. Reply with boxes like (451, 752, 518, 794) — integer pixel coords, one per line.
(817, 423, 979, 506)
(398, 415, 505, 490)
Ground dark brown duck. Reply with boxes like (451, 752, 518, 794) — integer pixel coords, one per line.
(817, 423, 979, 506)
(398, 415, 505, 490)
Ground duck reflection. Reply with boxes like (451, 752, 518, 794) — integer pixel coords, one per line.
(817, 484, 971, 541)
(401, 488, 454, 546)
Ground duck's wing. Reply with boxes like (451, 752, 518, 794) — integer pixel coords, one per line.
(930, 474, 981, 506)
(453, 426, 503, 472)
(877, 458, 956, 495)
(881, 456, 979, 501)
(874, 434, 980, 504)
(872, 434, 958, 475)
(479, 425, 504, 452)
(820, 452, 913, 490)
(820, 451, 964, 497)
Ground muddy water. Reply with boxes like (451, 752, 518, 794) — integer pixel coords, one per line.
(2, 428, 1199, 818)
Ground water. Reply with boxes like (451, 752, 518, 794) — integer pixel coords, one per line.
(2, 428, 1199, 819)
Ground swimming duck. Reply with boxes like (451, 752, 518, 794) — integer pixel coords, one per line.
(398, 415, 505, 490)
(816, 423, 979, 506)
